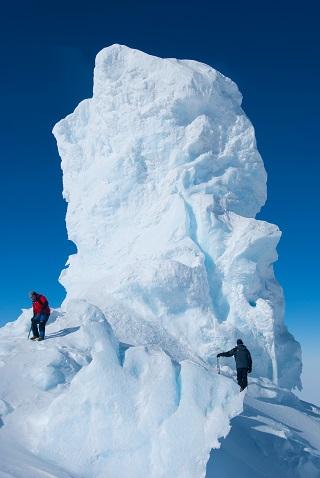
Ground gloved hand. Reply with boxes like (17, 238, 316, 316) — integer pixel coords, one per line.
(217, 353, 221, 358)
(248, 368, 252, 374)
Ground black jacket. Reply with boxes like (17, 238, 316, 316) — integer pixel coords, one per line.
(219, 344, 252, 371)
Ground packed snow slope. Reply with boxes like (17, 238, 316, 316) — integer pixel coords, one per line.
(206, 377, 320, 477)
(0, 306, 243, 478)
(1, 44, 315, 478)
(55, 44, 301, 389)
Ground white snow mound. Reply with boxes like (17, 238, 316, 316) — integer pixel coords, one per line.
(0, 305, 242, 478)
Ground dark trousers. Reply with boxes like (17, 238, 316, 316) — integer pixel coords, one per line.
(237, 367, 248, 390)
(31, 313, 49, 339)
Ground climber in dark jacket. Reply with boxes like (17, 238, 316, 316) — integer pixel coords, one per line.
(217, 339, 252, 391)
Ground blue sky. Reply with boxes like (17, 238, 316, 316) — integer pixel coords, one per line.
(0, 0, 319, 396)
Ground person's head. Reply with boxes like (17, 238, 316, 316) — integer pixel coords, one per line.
(237, 339, 243, 345)
(29, 291, 37, 301)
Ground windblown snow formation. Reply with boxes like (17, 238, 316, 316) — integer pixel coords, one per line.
(55, 44, 301, 389)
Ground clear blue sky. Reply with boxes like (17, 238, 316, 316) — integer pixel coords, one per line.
(0, 0, 319, 357)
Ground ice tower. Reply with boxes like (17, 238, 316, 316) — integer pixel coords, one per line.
(55, 44, 301, 390)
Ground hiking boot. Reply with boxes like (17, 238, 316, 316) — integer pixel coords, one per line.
(30, 336, 39, 341)
(37, 337, 44, 341)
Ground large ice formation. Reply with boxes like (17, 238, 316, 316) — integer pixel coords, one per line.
(55, 44, 301, 389)
(0, 45, 314, 478)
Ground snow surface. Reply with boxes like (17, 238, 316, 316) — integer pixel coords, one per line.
(1, 44, 317, 477)
(207, 371, 320, 477)
(0, 309, 319, 477)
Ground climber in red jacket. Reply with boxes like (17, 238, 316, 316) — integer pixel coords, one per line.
(29, 291, 50, 341)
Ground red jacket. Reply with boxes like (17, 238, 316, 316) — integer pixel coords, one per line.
(33, 294, 50, 316)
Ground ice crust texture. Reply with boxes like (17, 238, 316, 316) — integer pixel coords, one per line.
(55, 44, 301, 389)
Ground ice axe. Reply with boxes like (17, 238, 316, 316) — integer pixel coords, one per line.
(27, 316, 34, 339)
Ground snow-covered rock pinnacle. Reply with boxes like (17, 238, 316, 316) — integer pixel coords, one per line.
(55, 44, 301, 389)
